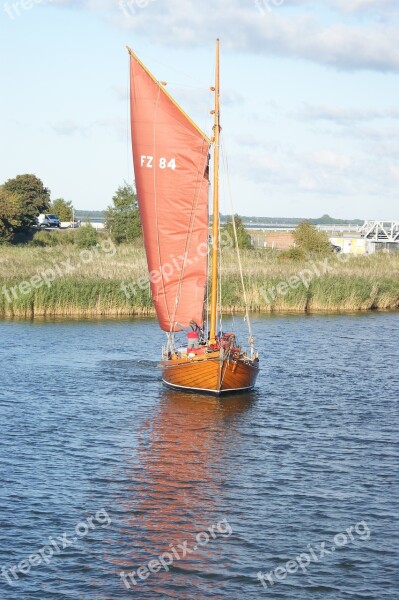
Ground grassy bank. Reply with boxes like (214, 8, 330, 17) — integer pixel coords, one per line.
(1, 243, 399, 317)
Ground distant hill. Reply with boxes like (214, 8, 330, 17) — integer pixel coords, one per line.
(75, 210, 105, 219)
(221, 214, 363, 225)
(76, 210, 363, 226)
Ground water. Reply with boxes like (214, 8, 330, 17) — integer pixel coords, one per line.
(0, 313, 398, 599)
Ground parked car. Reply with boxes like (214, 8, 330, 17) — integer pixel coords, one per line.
(37, 214, 61, 228)
(331, 243, 342, 253)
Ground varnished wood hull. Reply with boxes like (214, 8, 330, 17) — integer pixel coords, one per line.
(161, 354, 259, 395)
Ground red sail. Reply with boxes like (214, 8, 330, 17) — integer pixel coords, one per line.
(129, 52, 210, 332)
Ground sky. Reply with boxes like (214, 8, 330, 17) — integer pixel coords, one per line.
(0, 0, 398, 219)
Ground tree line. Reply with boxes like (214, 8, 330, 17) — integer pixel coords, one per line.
(0, 173, 331, 254)
(0, 174, 140, 245)
(0, 174, 74, 243)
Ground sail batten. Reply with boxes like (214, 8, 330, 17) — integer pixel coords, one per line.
(129, 52, 211, 332)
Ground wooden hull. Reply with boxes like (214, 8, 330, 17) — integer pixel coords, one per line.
(161, 353, 259, 395)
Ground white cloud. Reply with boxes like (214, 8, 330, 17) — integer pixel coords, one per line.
(296, 104, 399, 125)
(52, 0, 399, 73)
(233, 138, 397, 201)
(313, 149, 352, 170)
(389, 164, 399, 182)
(341, 126, 399, 142)
(274, 0, 399, 17)
(51, 117, 126, 140)
(326, 0, 399, 16)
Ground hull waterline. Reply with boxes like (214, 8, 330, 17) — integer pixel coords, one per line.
(161, 353, 259, 395)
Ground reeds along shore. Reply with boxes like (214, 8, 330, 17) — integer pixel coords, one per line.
(0, 244, 399, 317)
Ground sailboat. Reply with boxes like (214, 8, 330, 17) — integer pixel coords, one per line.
(127, 40, 260, 394)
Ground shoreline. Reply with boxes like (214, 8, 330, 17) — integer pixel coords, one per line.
(2, 309, 399, 325)
(1, 245, 399, 318)
(1, 304, 398, 319)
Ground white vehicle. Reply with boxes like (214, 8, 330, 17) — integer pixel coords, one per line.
(37, 214, 61, 228)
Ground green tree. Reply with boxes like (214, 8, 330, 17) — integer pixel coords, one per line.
(74, 223, 98, 249)
(223, 214, 252, 249)
(105, 182, 141, 244)
(49, 198, 74, 221)
(0, 189, 23, 244)
(2, 174, 50, 234)
(293, 221, 332, 254)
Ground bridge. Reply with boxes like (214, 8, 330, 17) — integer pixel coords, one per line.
(360, 221, 399, 243)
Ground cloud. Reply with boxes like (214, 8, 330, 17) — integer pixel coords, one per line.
(95, 117, 126, 140)
(52, 119, 90, 136)
(389, 164, 399, 182)
(232, 138, 398, 199)
(233, 134, 269, 148)
(313, 149, 352, 170)
(325, 0, 399, 17)
(51, 117, 126, 140)
(348, 126, 399, 142)
(270, 0, 399, 17)
(51, 1, 399, 73)
(296, 104, 399, 125)
(245, 152, 350, 195)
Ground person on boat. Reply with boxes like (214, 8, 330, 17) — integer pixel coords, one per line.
(186, 319, 200, 349)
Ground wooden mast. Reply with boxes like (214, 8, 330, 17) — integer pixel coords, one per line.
(209, 39, 220, 345)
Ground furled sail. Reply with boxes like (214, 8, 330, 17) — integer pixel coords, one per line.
(128, 50, 211, 332)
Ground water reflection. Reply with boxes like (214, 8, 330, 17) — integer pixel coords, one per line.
(113, 389, 256, 592)
(137, 388, 255, 527)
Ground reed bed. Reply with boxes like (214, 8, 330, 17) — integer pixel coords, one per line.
(1, 244, 398, 317)
(220, 249, 399, 313)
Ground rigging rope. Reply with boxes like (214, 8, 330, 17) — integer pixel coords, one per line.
(220, 136, 255, 359)
(218, 221, 223, 336)
(206, 226, 211, 340)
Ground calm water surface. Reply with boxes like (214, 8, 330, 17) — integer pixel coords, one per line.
(0, 313, 398, 599)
